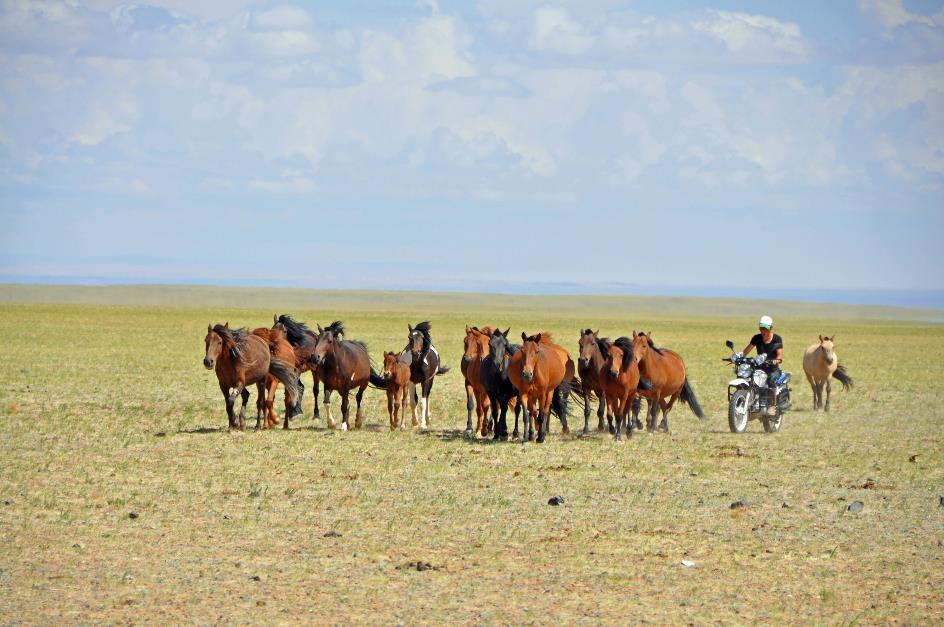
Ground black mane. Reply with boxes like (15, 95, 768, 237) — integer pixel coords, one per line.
(277, 314, 314, 345)
(595, 337, 610, 357)
(613, 336, 634, 371)
(410, 321, 433, 354)
(324, 320, 345, 337)
(213, 324, 250, 359)
(639, 333, 665, 355)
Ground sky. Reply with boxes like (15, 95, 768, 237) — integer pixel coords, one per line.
(0, 0, 942, 297)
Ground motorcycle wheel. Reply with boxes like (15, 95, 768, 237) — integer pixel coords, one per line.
(762, 409, 782, 433)
(728, 388, 750, 433)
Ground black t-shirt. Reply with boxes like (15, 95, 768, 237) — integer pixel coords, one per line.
(751, 333, 783, 361)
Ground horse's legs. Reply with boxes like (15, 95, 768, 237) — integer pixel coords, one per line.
(659, 394, 678, 432)
(312, 375, 320, 420)
(631, 396, 644, 431)
(597, 391, 607, 432)
(464, 383, 475, 433)
(411, 384, 420, 428)
(489, 393, 500, 441)
(354, 386, 366, 429)
(339, 390, 351, 431)
(255, 380, 266, 429)
(420, 379, 433, 429)
(222, 386, 236, 429)
(295, 377, 305, 418)
(237, 386, 249, 430)
(582, 386, 592, 435)
(519, 393, 531, 442)
(824, 379, 832, 413)
(387, 389, 395, 430)
(537, 390, 553, 443)
(323, 388, 336, 429)
(613, 396, 625, 441)
(647, 395, 659, 432)
(806, 374, 816, 409)
(498, 399, 510, 441)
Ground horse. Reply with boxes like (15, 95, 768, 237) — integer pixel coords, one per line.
(508, 332, 574, 443)
(803, 335, 853, 411)
(273, 314, 322, 421)
(599, 337, 646, 441)
(577, 329, 609, 434)
(203, 323, 298, 430)
(630, 331, 704, 433)
(462, 326, 494, 436)
(382, 351, 413, 430)
(251, 325, 302, 429)
(310, 321, 386, 431)
(400, 321, 450, 430)
(481, 327, 523, 441)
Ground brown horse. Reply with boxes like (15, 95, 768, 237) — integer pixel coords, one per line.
(251, 326, 301, 429)
(310, 321, 386, 431)
(203, 323, 298, 430)
(462, 325, 494, 436)
(273, 314, 322, 421)
(631, 331, 704, 433)
(382, 351, 414, 430)
(803, 335, 853, 411)
(508, 332, 573, 443)
(599, 337, 645, 441)
(577, 329, 609, 434)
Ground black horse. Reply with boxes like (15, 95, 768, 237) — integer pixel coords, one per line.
(481, 327, 523, 441)
(399, 321, 449, 429)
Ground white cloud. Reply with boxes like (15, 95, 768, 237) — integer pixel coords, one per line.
(69, 93, 138, 145)
(857, 0, 943, 30)
(693, 11, 809, 62)
(528, 6, 594, 54)
(249, 5, 312, 31)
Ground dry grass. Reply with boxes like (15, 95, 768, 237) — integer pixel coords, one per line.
(0, 289, 942, 624)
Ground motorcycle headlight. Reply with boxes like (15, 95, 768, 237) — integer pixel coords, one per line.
(737, 363, 752, 378)
(754, 354, 767, 365)
(752, 369, 768, 387)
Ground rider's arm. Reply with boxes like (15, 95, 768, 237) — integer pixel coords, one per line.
(742, 343, 754, 355)
(771, 347, 783, 365)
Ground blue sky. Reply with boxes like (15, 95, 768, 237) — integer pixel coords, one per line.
(1, 0, 942, 293)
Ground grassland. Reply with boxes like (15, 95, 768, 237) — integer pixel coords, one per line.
(0, 285, 942, 624)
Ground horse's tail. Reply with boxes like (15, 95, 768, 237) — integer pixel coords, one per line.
(833, 364, 854, 391)
(269, 358, 300, 406)
(680, 378, 705, 419)
(567, 375, 586, 409)
(551, 385, 568, 423)
(369, 368, 387, 389)
(436, 365, 450, 376)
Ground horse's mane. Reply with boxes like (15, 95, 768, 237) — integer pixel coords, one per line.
(525, 332, 554, 344)
(213, 324, 251, 359)
(277, 314, 314, 345)
(613, 336, 635, 371)
(595, 337, 610, 357)
(324, 320, 345, 337)
(411, 321, 433, 353)
(639, 332, 665, 355)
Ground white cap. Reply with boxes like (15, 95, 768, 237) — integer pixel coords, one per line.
(759, 315, 773, 329)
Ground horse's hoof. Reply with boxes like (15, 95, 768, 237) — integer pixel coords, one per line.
(340, 423, 348, 432)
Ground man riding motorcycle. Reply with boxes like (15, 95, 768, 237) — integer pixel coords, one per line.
(735, 315, 783, 416)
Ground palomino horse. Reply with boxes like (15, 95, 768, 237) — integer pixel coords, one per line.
(803, 335, 853, 411)
(462, 326, 494, 436)
(274, 314, 322, 421)
(204, 323, 298, 430)
(630, 332, 704, 433)
(382, 351, 413, 430)
(577, 329, 609, 433)
(599, 337, 645, 441)
(509, 332, 574, 443)
(481, 328, 523, 441)
(400, 321, 449, 429)
(310, 321, 386, 431)
(251, 325, 302, 429)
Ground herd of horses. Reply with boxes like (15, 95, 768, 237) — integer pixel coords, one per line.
(203, 316, 705, 441)
(203, 316, 853, 440)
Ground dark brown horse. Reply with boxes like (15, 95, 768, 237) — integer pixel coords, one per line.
(462, 325, 494, 436)
(509, 332, 574, 443)
(310, 321, 386, 431)
(203, 323, 298, 430)
(482, 328, 523, 441)
(599, 337, 645, 441)
(400, 321, 449, 430)
(273, 314, 322, 421)
(577, 329, 609, 434)
(382, 350, 413, 430)
(251, 326, 301, 429)
(631, 332, 704, 432)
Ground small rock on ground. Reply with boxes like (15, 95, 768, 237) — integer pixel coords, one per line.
(730, 500, 751, 509)
(847, 500, 864, 513)
(548, 496, 565, 506)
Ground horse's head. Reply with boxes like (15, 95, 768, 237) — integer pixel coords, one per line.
(204, 324, 223, 369)
(311, 323, 338, 367)
(462, 326, 484, 366)
(382, 351, 399, 380)
(521, 332, 543, 382)
(488, 327, 512, 372)
(819, 335, 836, 365)
(269, 324, 288, 344)
(407, 323, 427, 357)
(578, 328, 600, 368)
(631, 331, 653, 363)
(605, 337, 634, 378)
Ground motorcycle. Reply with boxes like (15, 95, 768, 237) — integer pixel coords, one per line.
(722, 340, 792, 433)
